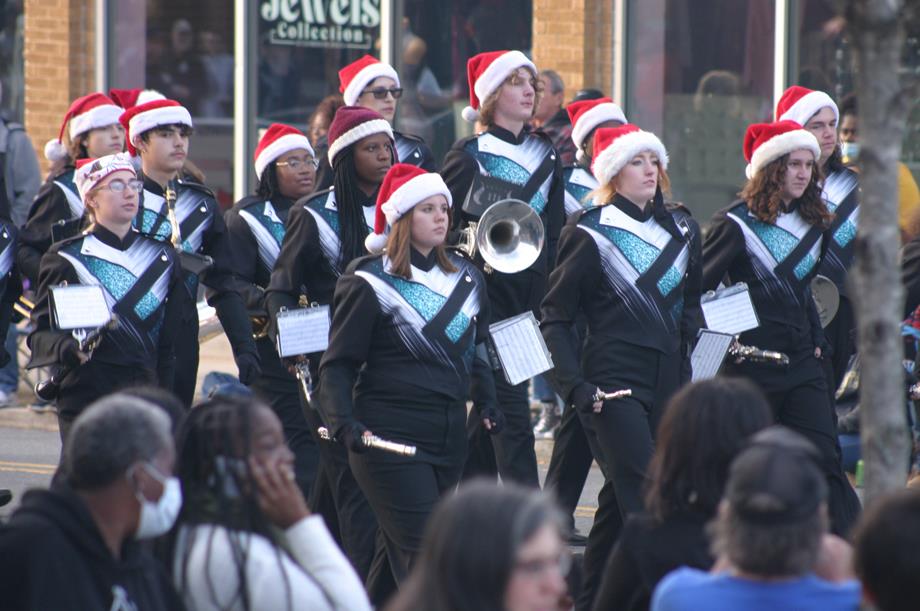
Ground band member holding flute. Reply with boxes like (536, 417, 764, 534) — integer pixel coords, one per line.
(701, 120, 860, 535)
(26, 153, 183, 445)
(541, 125, 702, 609)
(223, 124, 320, 499)
(317, 164, 501, 595)
(264, 106, 396, 591)
(441, 50, 565, 487)
(119, 98, 260, 406)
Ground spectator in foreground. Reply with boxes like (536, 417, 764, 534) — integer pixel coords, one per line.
(592, 378, 772, 611)
(0, 393, 184, 610)
(852, 488, 920, 611)
(651, 427, 860, 611)
(387, 480, 570, 611)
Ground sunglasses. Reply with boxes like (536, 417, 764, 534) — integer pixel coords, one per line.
(361, 87, 404, 100)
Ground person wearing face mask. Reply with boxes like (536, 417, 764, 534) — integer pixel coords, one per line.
(541, 125, 702, 609)
(441, 50, 566, 489)
(702, 121, 861, 536)
(314, 55, 436, 190)
(224, 124, 320, 502)
(0, 394, 185, 610)
(26, 153, 184, 446)
(18, 93, 126, 285)
(168, 395, 371, 611)
(121, 98, 260, 407)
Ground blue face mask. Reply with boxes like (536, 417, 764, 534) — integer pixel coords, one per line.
(840, 141, 860, 161)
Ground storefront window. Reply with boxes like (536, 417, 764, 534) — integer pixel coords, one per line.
(626, 0, 775, 222)
(0, 0, 25, 122)
(109, 0, 235, 206)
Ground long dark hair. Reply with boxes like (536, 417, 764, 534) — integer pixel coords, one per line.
(739, 153, 832, 227)
(256, 162, 281, 200)
(332, 145, 391, 268)
(170, 396, 293, 611)
(387, 479, 567, 611)
(644, 378, 773, 522)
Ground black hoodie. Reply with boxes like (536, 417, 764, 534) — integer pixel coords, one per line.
(0, 486, 184, 611)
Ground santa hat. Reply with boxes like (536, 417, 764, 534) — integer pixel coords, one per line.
(365, 164, 452, 253)
(74, 152, 136, 201)
(108, 88, 166, 110)
(44, 93, 124, 162)
(591, 124, 669, 186)
(254, 123, 315, 180)
(567, 97, 628, 164)
(744, 120, 821, 179)
(775, 86, 839, 126)
(461, 50, 536, 122)
(338, 55, 400, 106)
(326, 106, 393, 166)
(118, 99, 193, 156)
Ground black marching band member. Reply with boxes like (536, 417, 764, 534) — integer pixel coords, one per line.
(26, 153, 182, 444)
(777, 86, 860, 391)
(442, 49, 565, 487)
(316, 163, 501, 593)
(315, 55, 436, 190)
(18, 93, 126, 285)
(541, 124, 702, 609)
(223, 123, 320, 499)
(119, 98, 260, 406)
(264, 105, 396, 594)
(701, 119, 861, 534)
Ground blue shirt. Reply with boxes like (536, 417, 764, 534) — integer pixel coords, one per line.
(651, 568, 860, 611)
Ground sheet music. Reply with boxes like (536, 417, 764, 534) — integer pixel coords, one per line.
(275, 306, 331, 358)
(51, 285, 111, 330)
(691, 330, 735, 381)
(701, 283, 759, 335)
(489, 312, 554, 386)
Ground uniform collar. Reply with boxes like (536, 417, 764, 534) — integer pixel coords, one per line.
(612, 193, 653, 222)
(410, 247, 438, 272)
(487, 124, 529, 145)
(92, 224, 139, 250)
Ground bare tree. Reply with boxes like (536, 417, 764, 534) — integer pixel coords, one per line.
(846, 0, 920, 506)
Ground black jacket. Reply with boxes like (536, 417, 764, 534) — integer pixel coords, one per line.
(315, 130, 435, 191)
(0, 486, 185, 611)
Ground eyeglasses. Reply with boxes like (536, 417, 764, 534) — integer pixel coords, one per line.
(514, 551, 572, 580)
(96, 179, 144, 194)
(276, 158, 319, 171)
(361, 87, 404, 100)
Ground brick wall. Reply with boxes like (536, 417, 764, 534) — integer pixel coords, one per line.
(24, 0, 95, 174)
(532, 0, 613, 103)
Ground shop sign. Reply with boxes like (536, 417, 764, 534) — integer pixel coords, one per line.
(260, 0, 381, 49)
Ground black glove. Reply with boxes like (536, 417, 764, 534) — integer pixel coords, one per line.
(570, 382, 599, 413)
(480, 406, 505, 434)
(339, 422, 370, 454)
(235, 352, 262, 385)
(58, 337, 84, 369)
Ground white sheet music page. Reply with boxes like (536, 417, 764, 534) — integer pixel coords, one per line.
(701, 283, 759, 335)
(489, 312, 554, 386)
(51, 285, 111, 330)
(275, 306, 331, 358)
(691, 330, 735, 381)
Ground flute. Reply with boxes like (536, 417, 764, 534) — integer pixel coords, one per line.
(317, 426, 417, 457)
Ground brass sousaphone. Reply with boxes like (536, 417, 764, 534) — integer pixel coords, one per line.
(461, 198, 545, 274)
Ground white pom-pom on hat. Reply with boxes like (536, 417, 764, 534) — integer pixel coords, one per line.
(364, 231, 390, 254)
(461, 106, 480, 123)
(44, 139, 70, 162)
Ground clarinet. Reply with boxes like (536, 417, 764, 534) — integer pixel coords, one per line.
(316, 426, 418, 457)
(34, 316, 120, 401)
(730, 342, 790, 366)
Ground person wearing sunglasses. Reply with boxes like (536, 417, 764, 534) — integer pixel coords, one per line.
(26, 153, 184, 444)
(119, 98, 260, 407)
(222, 123, 321, 509)
(315, 55, 436, 190)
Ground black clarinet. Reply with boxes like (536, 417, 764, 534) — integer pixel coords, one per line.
(34, 317, 120, 401)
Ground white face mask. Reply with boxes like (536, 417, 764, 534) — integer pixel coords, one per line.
(133, 462, 183, 539)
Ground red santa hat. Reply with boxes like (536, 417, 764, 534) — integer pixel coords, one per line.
(44, 93, 124, 162)
(118, 99, 193, 156)
(567, 97, 628, 164)
(253, 123, 315, 180)
(108, 88, 166, 110)
(338, 55, 400, 106)
(365, 164, 452, 253)
(74, 152, 136, 201)
(591, 124, 669, 186)
(461, 50, 537, 122)
(775, 85, 839, 126)
(326, 106, 393, 167)
(744, 120, 821, 179)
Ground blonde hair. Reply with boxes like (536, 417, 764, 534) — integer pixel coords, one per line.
(478, 66, 543, 128)
(589, 165, 672, 205)
(385, 208, 457, 279)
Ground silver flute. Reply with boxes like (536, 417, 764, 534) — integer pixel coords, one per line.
(317, 426, 418, 457)
(729, 343, 790, 366)
(592, 388, 633, 402)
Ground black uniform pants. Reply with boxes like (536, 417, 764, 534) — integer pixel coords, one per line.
(463, 373, 540, 486)
(543, 403, 594, 531)
(172, 295, 199, 406)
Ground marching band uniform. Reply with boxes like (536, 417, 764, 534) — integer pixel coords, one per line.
(318, 164, 498, 590)
(18, 94, 124, 284)
(120, 99, 259, 406)
(701, 120, 860, 535)
(541, 126, 701, 609)
(224, 124, 320, 499)
(441, 50, 565, 487)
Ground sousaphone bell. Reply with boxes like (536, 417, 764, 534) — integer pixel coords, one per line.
(461, 198, 545, 274)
